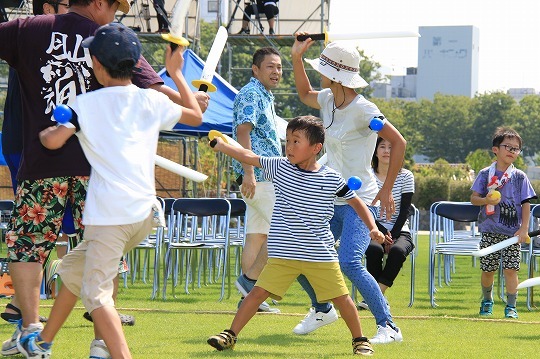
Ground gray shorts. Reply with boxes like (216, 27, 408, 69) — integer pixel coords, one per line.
(480, 232, 521, 272)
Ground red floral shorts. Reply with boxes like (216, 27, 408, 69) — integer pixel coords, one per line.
(6, 176, 88, 264)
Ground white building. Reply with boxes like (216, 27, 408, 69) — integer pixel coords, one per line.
(372, 67, 417, 100)
(199, 0, 229, 24)
(507, 88, 537, 102)
(417, 25, 479, 100)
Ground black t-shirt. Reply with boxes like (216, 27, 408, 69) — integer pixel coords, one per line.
(0, 13, 162, 180)
(1, 67, 23, 154)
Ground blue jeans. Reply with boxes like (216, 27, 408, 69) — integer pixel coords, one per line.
(297, 205, 394, 326)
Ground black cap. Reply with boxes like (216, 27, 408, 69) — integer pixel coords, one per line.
(82, 22, 141, 71)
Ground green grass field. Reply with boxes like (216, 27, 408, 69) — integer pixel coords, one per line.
(1, 235, 539, 358)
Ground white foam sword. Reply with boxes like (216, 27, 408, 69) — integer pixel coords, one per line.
(161, 0, 191, 49)
(471, 229, 540, 257)
(296, 29, 420, 43)
(517, 276, 540, 290)
(192, 26, 229, 92)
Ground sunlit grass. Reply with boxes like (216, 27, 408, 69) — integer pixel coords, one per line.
(1, 235, 539, 358)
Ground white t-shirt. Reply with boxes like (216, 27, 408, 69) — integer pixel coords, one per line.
(317, 89, 384, 205)
(71, 84, 181, 225)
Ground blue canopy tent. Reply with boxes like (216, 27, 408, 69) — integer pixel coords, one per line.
(158, 49, 237, 136)
(0, 133, 6, 166)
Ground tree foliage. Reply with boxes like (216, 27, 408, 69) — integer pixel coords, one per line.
(144, 21, 540, 169)
(465, 149, 492, 173)
(513, 95, 540, 157)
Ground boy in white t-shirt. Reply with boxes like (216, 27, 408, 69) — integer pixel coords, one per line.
(18, 23, 202, 359)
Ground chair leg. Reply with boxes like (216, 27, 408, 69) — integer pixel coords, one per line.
(527, 260, 534, 311)
(430, 253, 437, 308)
(141, 249, 150, 284)
(162, 249, 171, 300)
(408, 254, 415, 307)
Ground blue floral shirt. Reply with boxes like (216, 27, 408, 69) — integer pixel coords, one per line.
(232, 77, 282, 181)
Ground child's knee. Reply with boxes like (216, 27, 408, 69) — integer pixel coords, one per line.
(248, 286, 270, 301)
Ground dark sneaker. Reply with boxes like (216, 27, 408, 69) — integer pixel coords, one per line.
(83, 312, 135, 326)
(236, 28, 250, 35)
(357, 300, 369, 311)
(118, 313, 135, 326)
(504, 305, 518, 319)
(237, 296, 280, 313)
(269, 28, 275, 35)
(479, 299, 493, 316)
(352, 337, 374, 356)
(207, 330, 237, 351)
(235, 275, 255, 296)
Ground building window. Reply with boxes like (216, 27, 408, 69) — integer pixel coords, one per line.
(208, 1, 218, 12)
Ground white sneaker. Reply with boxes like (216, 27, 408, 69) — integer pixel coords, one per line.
(89, 339, 111, 359)
(357, 300, 370, 310)
(357, 298, 390, 311)
(258, 301, 281, 313)
(370, 324, 403, 344)
(1, 321, 22, 356)
(293, 306, 339, 335)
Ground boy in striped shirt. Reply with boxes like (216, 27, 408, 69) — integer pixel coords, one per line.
(207, 115, 384, 356)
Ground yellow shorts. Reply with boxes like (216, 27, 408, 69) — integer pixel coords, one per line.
(256, 258, 349, 302)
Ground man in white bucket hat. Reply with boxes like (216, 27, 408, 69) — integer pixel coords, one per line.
(291, 35, 407, 345)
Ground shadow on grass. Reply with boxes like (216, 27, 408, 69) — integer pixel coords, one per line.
(185, 333, 321, 357)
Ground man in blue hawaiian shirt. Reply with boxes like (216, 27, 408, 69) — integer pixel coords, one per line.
(232, 47, 282, 313)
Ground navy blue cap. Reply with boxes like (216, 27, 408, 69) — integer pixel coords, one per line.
(82, 22, 141, 71)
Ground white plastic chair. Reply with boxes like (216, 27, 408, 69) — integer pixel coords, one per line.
(351, 204, 420, 307)
(429, 201, 481, 307)
(524, 204, 540, 310)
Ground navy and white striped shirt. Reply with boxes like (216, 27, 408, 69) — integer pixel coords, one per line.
(373, 168, 415, 232)
(260, 157, 356, 262)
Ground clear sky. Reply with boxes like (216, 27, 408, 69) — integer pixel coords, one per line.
(329, 0, 540, 94)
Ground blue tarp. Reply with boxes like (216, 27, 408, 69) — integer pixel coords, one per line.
(158, 49, 237, 136)
(0, 133, 6, 166)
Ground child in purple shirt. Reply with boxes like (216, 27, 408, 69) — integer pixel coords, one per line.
(471, 127, 536, 319)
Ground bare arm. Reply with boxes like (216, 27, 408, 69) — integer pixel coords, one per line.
(163, 45, 203, 127)
(39, 125, 76, 150)
(236, 122, 257, 199)
(150, 84, 210, 116)
(291, 33, 320, 109)
(372, 121, 407, 220)
(470, 190, 500, 206)
(210, 137, 261, 168)
(516, 201, 531, 243)
(347, 196, 385, 243)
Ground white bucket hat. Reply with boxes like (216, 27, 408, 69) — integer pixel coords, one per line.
(305, 42, 368, 88)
